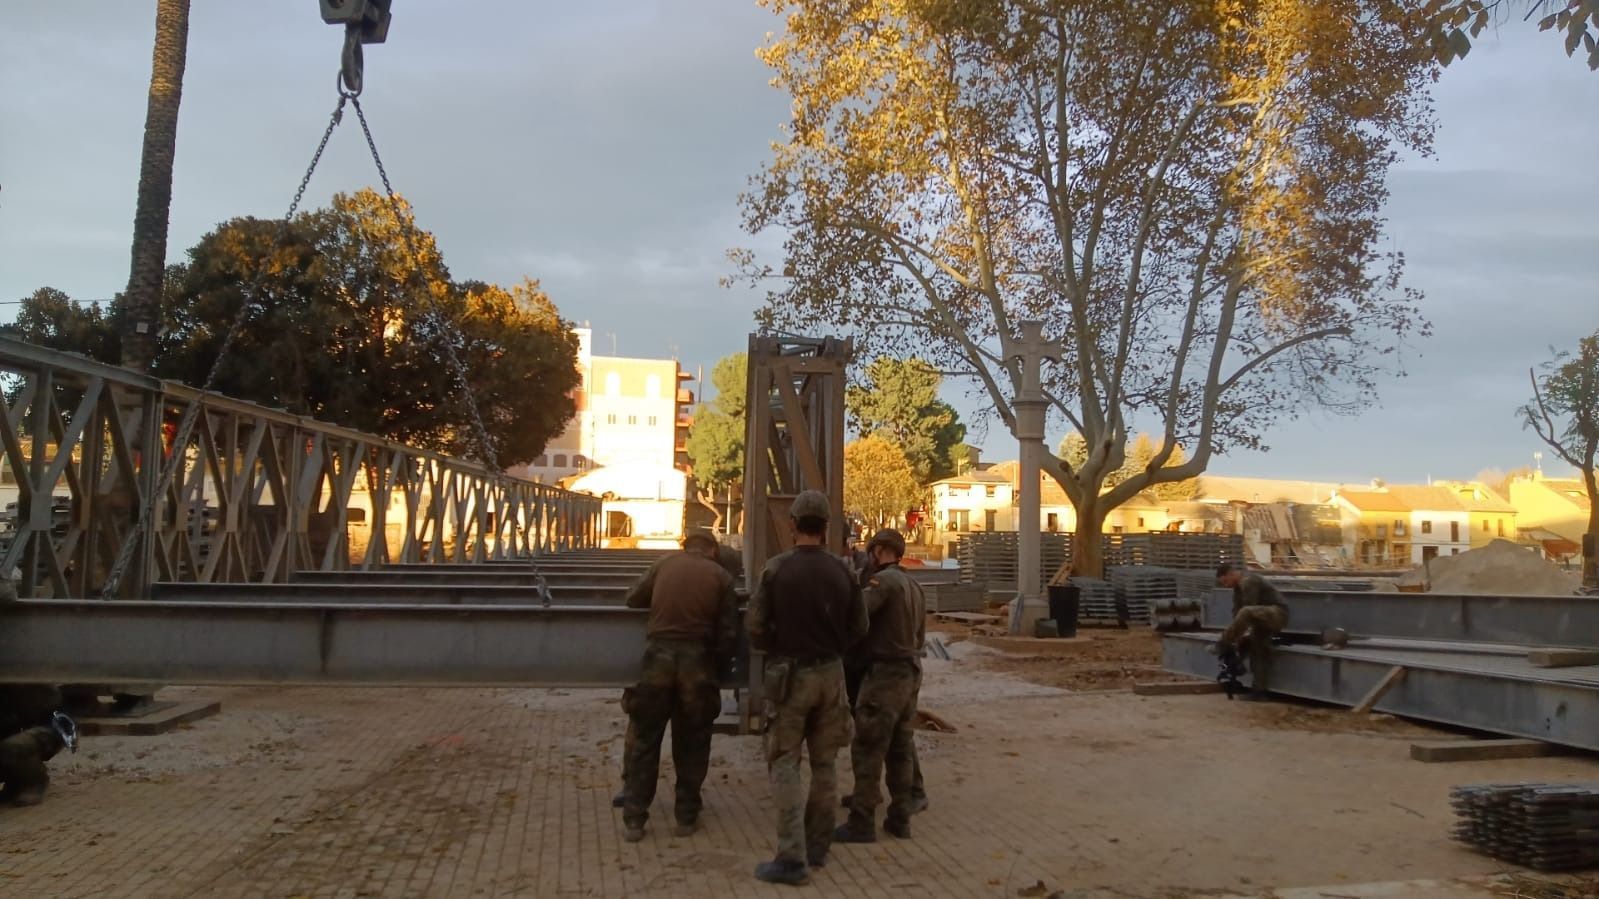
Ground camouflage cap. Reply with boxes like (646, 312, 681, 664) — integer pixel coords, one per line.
(865, 528, 907, 557)
(790, 489, 831, 521)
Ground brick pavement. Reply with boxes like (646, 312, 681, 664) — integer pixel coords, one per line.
(4, 657, 1598, 897)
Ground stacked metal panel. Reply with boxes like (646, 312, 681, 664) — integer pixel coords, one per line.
(1451, 782, 1599, 871)
(1108, 566, 1180, 626)
(1151, 597, 1203, 632)
(1070, 577, 1121, 623)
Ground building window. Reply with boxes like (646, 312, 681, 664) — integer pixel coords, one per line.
(648, 415, 657, 427)
(628, 415, 637, 426)
(607, 414, 617, 425)
(605, 372, 621, 397)
(1392, 520, 1403, 537)
(1482, 520, 1490, 532)
(985, 485, 996, 498)
(1137, 516, 1146, 528)
(646, 374, 662, 399)
(534, 455, 548, 467)
(553, 454, 567, 467)
(1451, 548, 1460, 555)
(1111, 525, 1125, 534)
(1421, 520, 1433, 535)
(1450, 521, 1460, 542)
(574, 454, 587, 469)
(1497, 519, 1505, 537)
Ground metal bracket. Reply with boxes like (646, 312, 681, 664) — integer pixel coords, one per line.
(320, 0, 393, 96)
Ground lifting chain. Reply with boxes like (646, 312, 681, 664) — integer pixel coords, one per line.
(102, 76, 502, 597)
(100, 95, 350, 599)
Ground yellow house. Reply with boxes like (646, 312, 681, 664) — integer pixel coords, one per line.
(985, 461, 1170, 535)
(1332, 484, 1471, 567)
(1434, 480, 1518, 549)
(1508, 472, 1591, 560)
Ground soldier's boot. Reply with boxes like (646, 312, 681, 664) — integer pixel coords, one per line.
(10, 783, 46, 807)
(807, 847, 828, 868)
(612, 791, 626, 809)
(623, 826, 646, 843)
(883, 815, 911, 839)
(907, 793, 929, 815)
(673, 819, 698, 838)
(833, 811, 877, 843)
(754, 859, 810, 886)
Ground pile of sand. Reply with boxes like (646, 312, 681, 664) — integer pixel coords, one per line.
(1419, 539, 1580, 595)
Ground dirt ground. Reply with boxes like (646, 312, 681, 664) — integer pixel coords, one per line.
(7, 634, 1599, 896)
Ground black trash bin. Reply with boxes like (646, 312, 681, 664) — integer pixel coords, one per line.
(1047, 583, 1080, 638)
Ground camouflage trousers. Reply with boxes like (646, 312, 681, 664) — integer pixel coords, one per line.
(0, 726, 63, 792)
(1219, 605, 1287, 691)
(765, 656, 853, 865)
(621, 639, 722, 829)
(846, 659, 925, 802)
(845, 660, 921, 826)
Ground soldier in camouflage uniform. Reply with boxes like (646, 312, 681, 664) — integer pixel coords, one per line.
(617, 529, 739, 842)
(836, 528, 926, 842)
(1211, 563, 1289, 700)
(748, 490, 868, 886)
(0, 683, 72, 806)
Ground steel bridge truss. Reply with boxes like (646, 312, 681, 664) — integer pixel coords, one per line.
(0, 337, 601, 599)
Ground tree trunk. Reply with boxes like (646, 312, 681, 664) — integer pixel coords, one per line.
(1584, 469, 1599, 590)
(122, 0, 191, 372)
(695, 490, 724, 533)
(1071, 498, 1108, 579)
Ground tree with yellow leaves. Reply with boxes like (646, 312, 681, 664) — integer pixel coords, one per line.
(845, 435, 925, 529)
(735, 0, 1436, 575)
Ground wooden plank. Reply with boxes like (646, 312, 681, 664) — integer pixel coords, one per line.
(1410, 738, 1560, 763)
(1527, 649, 1599, 668)
(1351, 665, 1406, 714)
(1134, 681, 1224, 696)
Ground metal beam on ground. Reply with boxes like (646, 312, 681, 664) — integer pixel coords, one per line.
(1203, 589, 1599, 650)
(0, 600, 650, 686)
(151, 582, 630, 605)
(1162, 633, 1599, 752)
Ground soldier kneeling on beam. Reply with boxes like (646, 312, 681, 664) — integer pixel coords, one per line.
(1209, 563, 1289, 701)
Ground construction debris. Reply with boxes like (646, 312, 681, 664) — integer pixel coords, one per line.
(1416, 539, 1580, 595)
(1452, 782, 1599, 870)
(914, 709, 957, 733)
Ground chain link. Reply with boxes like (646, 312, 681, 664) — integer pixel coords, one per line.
(351, 97, 502, 474)
(100, 97, 350, 599)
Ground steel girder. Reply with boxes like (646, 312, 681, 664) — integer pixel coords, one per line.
(1163, 633, 1599, 752)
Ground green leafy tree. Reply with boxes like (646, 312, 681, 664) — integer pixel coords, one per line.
(1522, 331, 1599, 588)
(735, 0, 1434, 575)
(685, 353, 748, 531)
(1422, 1, 1597, 70)
(846, 356, 966, 482)
(2, 288, 120, 362)
(844, 435, 924, 528)
(157, 188, 579, 465)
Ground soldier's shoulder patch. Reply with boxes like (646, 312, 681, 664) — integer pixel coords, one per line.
(867, 577, 881, 588)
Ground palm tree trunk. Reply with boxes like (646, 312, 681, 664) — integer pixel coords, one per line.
(121, 0, 191, 372)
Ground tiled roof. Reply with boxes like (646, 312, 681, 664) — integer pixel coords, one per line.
(1193, 475, 1339, 505)
(1337, 485, 1466, 514)
(1432, 481, 1517, 514)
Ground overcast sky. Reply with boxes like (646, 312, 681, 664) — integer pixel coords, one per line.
(2, 4, 1594, 486)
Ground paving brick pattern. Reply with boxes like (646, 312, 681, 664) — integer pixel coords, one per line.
(4, 660, 1599, 897)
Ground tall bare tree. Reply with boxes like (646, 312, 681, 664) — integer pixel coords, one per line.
(735, 0, 1437, 575)
(1522, 332, 1599, 588)
(121, 0, 191, 372)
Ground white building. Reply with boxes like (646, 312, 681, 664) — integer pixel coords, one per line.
(512, 327, 692, 543)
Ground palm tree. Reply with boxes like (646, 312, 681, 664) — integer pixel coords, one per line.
(121, 0, 191, 372)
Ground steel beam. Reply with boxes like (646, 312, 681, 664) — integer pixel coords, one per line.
(0, 599, 651, 686)
(1163, 633, 1599, 752)
(151, 582, 629, 605)
(291, 570, 644, 587)
(1203, 589, 1599, 650)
